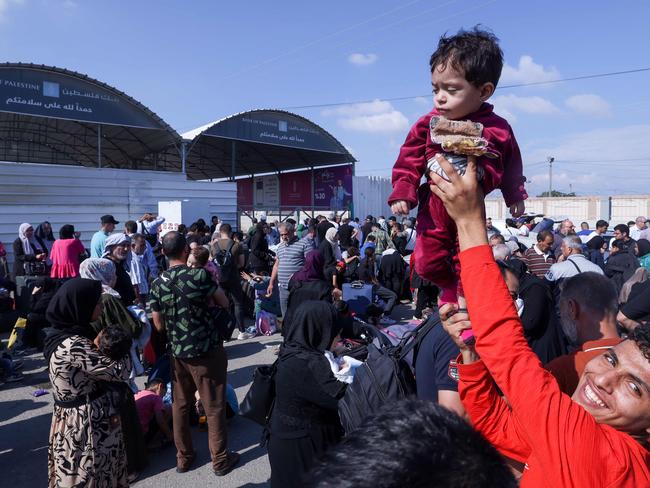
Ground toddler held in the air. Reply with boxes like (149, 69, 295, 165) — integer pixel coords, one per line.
(389, 27, 527, 306)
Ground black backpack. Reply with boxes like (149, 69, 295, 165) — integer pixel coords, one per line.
(213, 240, 236, 283)
(337, 314, 439, 434)
(138, 221, 158, 247)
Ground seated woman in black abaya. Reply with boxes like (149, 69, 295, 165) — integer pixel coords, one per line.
(268, 301, 346, 488)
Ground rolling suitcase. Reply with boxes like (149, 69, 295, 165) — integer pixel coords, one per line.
(342, 281, 373, 318)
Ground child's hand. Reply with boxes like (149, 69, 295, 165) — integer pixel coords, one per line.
(509, 201, 525, 218)
(390, 200, 410, 216)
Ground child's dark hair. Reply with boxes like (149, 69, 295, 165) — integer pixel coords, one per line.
(146, 378, 165, 390)
(98, 325, 132, 361)
(364, 246, 375, 259)
(191, 246, 210, 267)
(429, 27, 503, 87)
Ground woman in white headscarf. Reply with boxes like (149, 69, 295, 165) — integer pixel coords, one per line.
(13, 223, 48, 277)
(79, 258, 138, 335)
(318, 227, 342, 290)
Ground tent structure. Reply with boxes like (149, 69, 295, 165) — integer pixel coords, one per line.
(0, 63, 182, 171)
(182, 109, 356, 180)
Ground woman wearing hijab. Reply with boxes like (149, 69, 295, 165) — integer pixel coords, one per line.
(283, 250, 334, 337)
(50, 225, 86, 279)
(378, 247, 406, 298)
(637, 238, 650, 273)
(585, 235, 606, 270)
(44, 279, 131, 488)
(78, 258, 147, 479)
(268, 301, 346, 487)
(35, 221, 56, 255)
(79, 258, 141, 338)
(12, 223, 48, 277)
(319, 227, 342, 287)
(507, 259, 566, 364)
(249, 222, 272, 274)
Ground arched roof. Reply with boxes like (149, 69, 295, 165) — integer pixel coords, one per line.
(183, 109, 356, 180)
(0, 63, 181, 170)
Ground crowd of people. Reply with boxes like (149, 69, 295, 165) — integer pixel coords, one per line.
(0, 198, 648, 486)
(1, 26, 650, 488)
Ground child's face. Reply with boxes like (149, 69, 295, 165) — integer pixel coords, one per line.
(132, 240, 146, 255)
(431, 63, 493, 120)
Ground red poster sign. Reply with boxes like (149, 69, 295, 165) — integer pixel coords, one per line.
(237, 178, 254, 208)
(280, 170, 312, 208)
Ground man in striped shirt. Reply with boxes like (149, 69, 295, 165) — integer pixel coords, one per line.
(522, 230, 555, 278)
(267, 222, 313, 318)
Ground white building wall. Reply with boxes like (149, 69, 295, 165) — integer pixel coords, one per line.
(0, 161, 236, 268)
(351, 176, 649, 226)
(352, 176, 416, 219)
(610, 197, 650, 224)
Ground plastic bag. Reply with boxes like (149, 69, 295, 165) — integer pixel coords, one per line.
(256, 310, 277, 336)
(8, 317, 26, 349)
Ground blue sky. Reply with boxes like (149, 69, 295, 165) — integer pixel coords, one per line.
(2, 0, 650, 197)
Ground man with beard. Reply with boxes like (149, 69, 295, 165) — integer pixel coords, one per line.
(545, 272, 622, 395)
(103, 233, 136, 306)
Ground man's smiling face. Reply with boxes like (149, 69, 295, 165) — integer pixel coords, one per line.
(573, 339, 650, 436)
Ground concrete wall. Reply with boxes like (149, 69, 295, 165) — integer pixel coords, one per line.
(0, 161, 236, 268)
(485, 195, 649, 225)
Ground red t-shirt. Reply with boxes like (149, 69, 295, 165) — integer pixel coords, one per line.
(457, 245, 650, 487)
(134, 389, 163, 433)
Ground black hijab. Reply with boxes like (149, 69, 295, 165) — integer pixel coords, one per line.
(281, 301, 345, 398)
(507, 258, 542, 295)
(507, 258, 528, 281)
(43, 278, 102, 362)
(282, 301, 342, 358)
(637, 238, 650, 258)
(586, 235, 605, 251)
(35, 221, 54, 241)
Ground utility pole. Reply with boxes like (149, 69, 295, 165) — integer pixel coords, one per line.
(547, 156, 554, 197)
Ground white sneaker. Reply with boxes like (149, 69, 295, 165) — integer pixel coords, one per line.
(237, 331, 254, 340)
(378, 316, 397, 326)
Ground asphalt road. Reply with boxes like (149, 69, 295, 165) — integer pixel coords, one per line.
(0, 333, 280, 488)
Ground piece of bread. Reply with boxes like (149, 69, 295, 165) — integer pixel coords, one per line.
(431, 116, 483, 137)
(430, 116, 494, 157)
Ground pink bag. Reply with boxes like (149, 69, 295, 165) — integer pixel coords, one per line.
(256, 310, 277, 336)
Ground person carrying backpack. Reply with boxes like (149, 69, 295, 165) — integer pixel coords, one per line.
(212, 224, 251, 340)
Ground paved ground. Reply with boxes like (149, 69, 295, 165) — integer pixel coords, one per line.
(0, 334, 279, 488)
(0, 303, 414, 487)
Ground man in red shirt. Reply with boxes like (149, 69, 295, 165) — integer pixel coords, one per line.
(430, 154, 650, 487)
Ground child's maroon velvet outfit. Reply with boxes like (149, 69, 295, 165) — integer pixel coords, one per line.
(388, 103, 527, 293)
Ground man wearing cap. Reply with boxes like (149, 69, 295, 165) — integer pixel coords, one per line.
(91, 215, 119, 258)
(103, 233, 136, 306)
